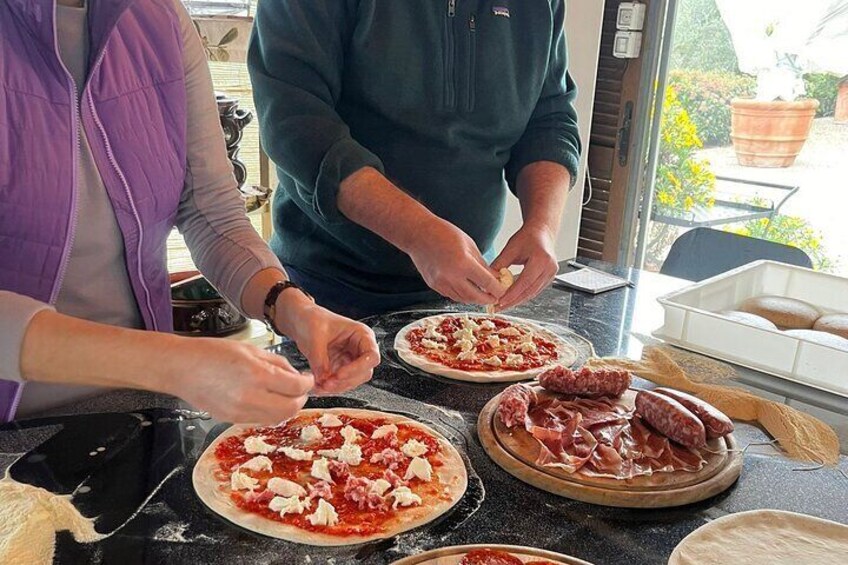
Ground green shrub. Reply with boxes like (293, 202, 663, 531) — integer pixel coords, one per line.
(804, 73, 843, 117)
(727, 211, 836, 272)
(667, 70, 755, 147)
(645, 87, 717, 270)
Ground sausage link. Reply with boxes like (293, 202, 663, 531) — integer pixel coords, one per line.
(538, 366, 631, 399)
(497, 383, 536, 428)
(653, 387, 734, 439)
(635, 390, 706, 448)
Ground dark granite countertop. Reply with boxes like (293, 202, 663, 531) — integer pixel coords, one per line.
(2, 262, 846, 565)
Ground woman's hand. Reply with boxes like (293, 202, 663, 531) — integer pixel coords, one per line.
(171, 338, 314, 424)
(275, 293, 380, 395)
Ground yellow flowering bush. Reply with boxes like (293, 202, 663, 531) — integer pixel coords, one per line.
(645, 87, 717, 269)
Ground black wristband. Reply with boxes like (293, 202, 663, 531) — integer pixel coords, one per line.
(263, 281, 313, 336)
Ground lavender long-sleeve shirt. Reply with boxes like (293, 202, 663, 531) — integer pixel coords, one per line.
(0, 1, 282, 416)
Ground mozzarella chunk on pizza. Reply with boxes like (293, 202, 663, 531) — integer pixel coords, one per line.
(300, 425, 323, 443)
(499, 327, 522, 337)
(267, 477, 307, 498)
(457, 349, 476, 361)
(370, 478, 392, 496)
(456, 338, 475, 353)
(244, 436, 275, 454)
(307, 498, 339, 526)
(317, 413, 344, 428)
(480, 319, 496, 331)
(423, 325, 447, 341)
(486, 335, 500, 349)
(421, 338, 446, 350)
(482, 355, 502, 367)
(403, 457, 433, 482)
(338, 443, 363, 466)
(505, 353, 524, 367)
(340, 425, 362, 444)
(279, 446, 313, 461)
(230, 469, 259, 491)
(310, 458, 333, 482)
(452, 327, 475, 342)
(269, 495, 311, 517)
(371, 424, 398, 440)
(239, 455, 273, 473)
(390, 486, 422, 509)
(519, 341, 537, 354)
(401, 439, 428, 458)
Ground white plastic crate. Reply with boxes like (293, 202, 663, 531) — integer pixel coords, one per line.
(653, 260, 848, 397)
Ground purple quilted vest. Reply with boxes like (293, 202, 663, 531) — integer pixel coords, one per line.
(0, 0, 187, 421)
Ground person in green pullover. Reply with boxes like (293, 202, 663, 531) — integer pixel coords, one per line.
(249, 0, 582, 319)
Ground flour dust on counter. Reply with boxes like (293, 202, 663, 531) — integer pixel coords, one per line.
(0, 474, 104, 565)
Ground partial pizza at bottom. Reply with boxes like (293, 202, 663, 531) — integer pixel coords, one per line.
(192, 409, 467, 546)
(390, 544, 594, 565)
(394, 313, 579, 383)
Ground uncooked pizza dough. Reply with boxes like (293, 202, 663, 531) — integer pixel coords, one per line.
(718, 310, 778, 331)
(783, 329, 848, 351)
(395, 313, 579, 383)
(0, 477, 102, 565)
(668, 510, 848, 565)
(193, 408, 468, 546)
(738, 296, 819, 329)
(813, 313, 848, 339)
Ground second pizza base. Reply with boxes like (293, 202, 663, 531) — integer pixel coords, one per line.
(192, 409, 468, 546)
(394, 313, 579, 383)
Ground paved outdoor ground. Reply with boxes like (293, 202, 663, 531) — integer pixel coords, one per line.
(697, 118, 848, 274)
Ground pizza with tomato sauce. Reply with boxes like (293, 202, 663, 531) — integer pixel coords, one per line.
(394, 314, 578, 383)
(390, 544, 593, 565)
(192, 409, 467, 546)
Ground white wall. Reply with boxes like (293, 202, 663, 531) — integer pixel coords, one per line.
(494, 0, 606, 260)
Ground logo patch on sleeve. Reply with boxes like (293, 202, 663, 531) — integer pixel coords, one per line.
(492, 6, 510, 18)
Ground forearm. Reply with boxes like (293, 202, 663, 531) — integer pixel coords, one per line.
(337, 166, 443, 254)
(516, 161, 572, 237)
(19, 310, 184, 394)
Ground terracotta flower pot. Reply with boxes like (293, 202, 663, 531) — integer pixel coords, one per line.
(730, 98, 819, 168)
(835, 81, 848, 124)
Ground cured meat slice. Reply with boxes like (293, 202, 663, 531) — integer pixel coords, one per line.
(539, 366, 631, 398)
(497, 383, 536, 428)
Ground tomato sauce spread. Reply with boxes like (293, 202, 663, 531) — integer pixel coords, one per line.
(214, 414, 448, 537)
(407, 316, 558, 371)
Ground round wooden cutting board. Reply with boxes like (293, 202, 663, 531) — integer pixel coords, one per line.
(391, 544, 594, 565)
(478, 387, 743, 508)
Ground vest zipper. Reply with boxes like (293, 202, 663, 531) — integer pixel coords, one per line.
(467, 13, 477, 112)
(445, 0, 457, 109)
(49, 5, 82, 306)
(85, 48, 159, 331)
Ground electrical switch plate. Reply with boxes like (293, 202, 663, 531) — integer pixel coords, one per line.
(613, 31, 642, 59)
(617, 2, 646, 31)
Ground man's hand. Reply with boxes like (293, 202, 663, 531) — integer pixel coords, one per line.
(276, 294, 380, 395)
(407, 218, 506, 306)
(174, 339, 314, 425)
(492, 224, 559, 311)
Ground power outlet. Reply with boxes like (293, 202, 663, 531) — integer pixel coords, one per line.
(613, 31, 642, 59)
(617, 2, 646, 31)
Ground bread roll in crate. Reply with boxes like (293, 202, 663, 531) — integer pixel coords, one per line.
(653, 260, 848, 397)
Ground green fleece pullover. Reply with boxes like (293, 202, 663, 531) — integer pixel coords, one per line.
(249, 0, 581, 299)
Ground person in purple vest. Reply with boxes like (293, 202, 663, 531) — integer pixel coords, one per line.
(0, 0, 380, 424)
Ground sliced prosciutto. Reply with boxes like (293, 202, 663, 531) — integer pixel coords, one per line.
(498, 388, 708, 480)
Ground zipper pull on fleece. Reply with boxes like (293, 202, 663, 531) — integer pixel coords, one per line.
(448, 0, 456, 17)
(469, 13, 476, 32)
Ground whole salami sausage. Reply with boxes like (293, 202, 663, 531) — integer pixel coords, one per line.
(635, 390, 706, 448)
(497, 383, 536, 428)
(653, 387, 734, 439)
(538, 366, 631, 399)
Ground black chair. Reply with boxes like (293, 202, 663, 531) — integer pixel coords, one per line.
(659, 227, 813, 282)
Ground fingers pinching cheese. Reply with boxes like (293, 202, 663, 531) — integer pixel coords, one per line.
(486, 268, 515, 314)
